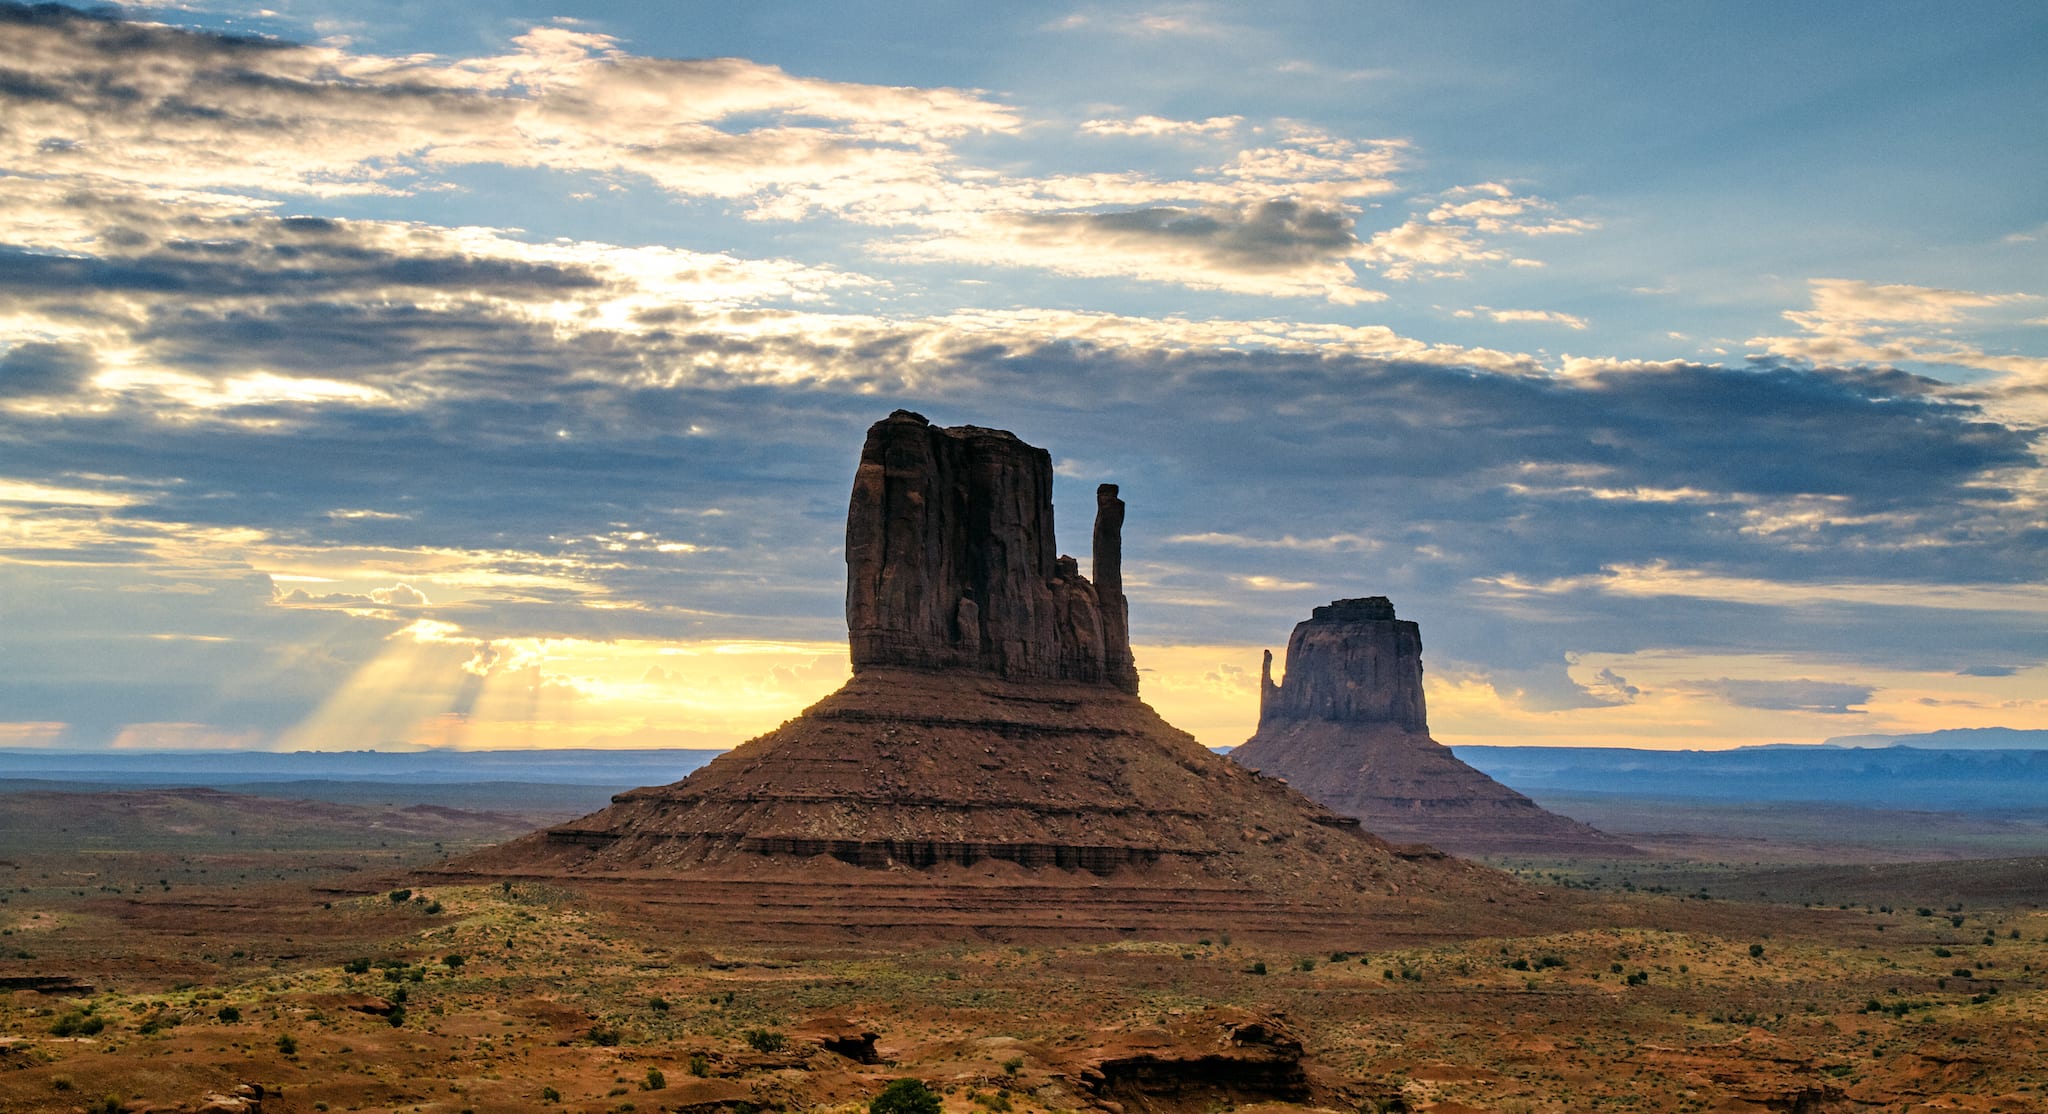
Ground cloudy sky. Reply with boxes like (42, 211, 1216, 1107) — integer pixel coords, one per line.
(2, 1, 2043, 754)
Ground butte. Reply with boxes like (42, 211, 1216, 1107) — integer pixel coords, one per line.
(1229, 597, 1640, 859)
(439, 411, 1543, 943)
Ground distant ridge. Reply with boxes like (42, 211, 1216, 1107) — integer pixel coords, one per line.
(1820, 727, 2048, 750)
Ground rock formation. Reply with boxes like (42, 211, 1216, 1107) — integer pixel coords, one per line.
(845, 410, 1137, 692)
(1233, 597, 1640, 859)
(437, 416, 1545, 943)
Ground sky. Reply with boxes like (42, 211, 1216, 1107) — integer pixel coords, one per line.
(1, 0, 2044, 754)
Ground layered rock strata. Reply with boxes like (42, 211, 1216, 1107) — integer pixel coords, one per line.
(438, 418, 1543, 942)
(1234, 597, 1640, 859)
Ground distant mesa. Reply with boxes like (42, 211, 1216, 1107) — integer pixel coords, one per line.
(1231, 597, 1641, 859)
(437, 412, 1538, 942)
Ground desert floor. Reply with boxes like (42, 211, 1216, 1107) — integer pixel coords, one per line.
(3, 788, 2045, 1114)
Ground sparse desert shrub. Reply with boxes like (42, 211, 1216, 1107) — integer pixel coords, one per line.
(1749, 943, 1766, 958)
(50, 1010, 105, 1037)
(387, 1004, 406, 1027)
(1933, 947, 1953, 957)
(1506, 958, 1530, 971)
(217, 1005, 241, 1023)
(743, 1028, 787, 1052)
(425, 900, 444, 914)
(1295, 957, 1315, 972)
(541, 1086, 561, 1103)
(588, 1024, 624, 1047)
(389, 889, 412, 903)
(648, 995, 668, 1011)
(443, 953, 465, 968)
(870, 1078, 942, 1114)
(276, 1033, 298, 1055)
(1625, 970, 1649, 987)
(90, 1095, 122, 1114)
(644, 1067, 666, 1091)
(49, 1075, 74, 1092)
(343, 957, 371, 974)
(1248, 960, 1267, 975)
(972, 1090, 1013, 1111)
(1001, 1056, 1023, 1076)
(689, 1053, 710, 1077)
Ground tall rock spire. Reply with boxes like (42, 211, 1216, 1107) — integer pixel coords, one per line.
(844, 409, 1136, 693)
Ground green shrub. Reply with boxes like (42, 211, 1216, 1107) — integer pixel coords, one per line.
(689, 1053, 711, 1077)
(389, 889, 412, 903)
(644, 1067, 666, 1091)
(51, 1010, 105, 1037)
(276, 1034, 298, 1055)
(541, 1086, 561, 1103)
(743, 1028, 786, 1053)
(443, 954, 466, 968)
(870, 1078, 942, 1114)
(217, 1005, 241, 1023)
(343, 957, 371, 974)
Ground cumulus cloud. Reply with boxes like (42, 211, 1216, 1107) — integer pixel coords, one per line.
(278, 581, 429, 608)
(0, 7, 1597, 306)
(1750, 278, 2048, 389)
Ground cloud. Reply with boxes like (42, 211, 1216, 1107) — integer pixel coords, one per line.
(0, 341, 97, 398)
(0, 7, 1591, 305)
(1080, 114, 1242, 138)
(277, 581, 430, 608)
(1487, 308, 1589, 330)
(1687, 677, 1875, 715)
(0, 5, 1017, 203)
(1587, 667, 1641, 704)
(1956, 665, 2020, 677)
(1750, 278, 2048, 389)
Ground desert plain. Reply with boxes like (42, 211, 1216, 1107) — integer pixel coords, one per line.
(3, 783, 2046, 1114)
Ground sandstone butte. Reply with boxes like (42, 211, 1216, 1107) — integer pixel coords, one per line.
(438, 411, 1553, 943)
(1229, 597, 1642, 859)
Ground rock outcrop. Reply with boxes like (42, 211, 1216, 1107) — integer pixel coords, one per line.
(436, 418, 1546, 944)
(1234, 597, 1640, 859)
(1257, 596, 1426, 731)
(846, 410, 1137, 693)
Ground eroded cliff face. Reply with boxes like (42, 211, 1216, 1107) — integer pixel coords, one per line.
(1257, 597, 1426, 732)
(845, 410, 1137, 693)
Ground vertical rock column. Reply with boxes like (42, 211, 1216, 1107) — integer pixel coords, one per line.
(1093, 484, 1139, 694)
(845, 410, 1134, 690)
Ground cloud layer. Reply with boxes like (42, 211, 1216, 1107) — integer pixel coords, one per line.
(0, 3, 2042, 750)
